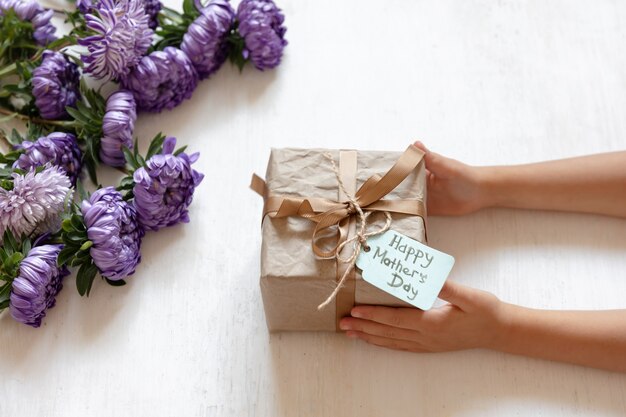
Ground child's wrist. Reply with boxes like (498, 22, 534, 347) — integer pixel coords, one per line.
(485, 301, 519, 351)
(474, 166, 502, 210)
(488, 302, 539, 354)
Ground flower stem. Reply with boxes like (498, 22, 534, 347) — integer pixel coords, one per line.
(0, 107, 27, 121)
(0, 131, 12, 153)
(0, 63, 17, 78)
(114, 166, 130, 175)
(0, 107, 78, 128)
(160, 7, 186, 24)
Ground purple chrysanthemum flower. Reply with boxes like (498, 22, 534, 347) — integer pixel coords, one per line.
(31, 51, 80, 120)
(77, 0, 161, 29)
(81, 187, 143, 280)
(236, 0, 287, 70)
(13, 133, 82, 185)
(9, 244, 69, 328)
(121, 47, 198, 113)
(76, 0, 93, 14)
(79, 0, 153, 81)
(181, 0, 235, 79)
(0, 0, 56, 45)
(142, 0, 161, 29)
(100, 90, 136, 167)
(133, 137, 204, 231)
(0, 166, 73, 238)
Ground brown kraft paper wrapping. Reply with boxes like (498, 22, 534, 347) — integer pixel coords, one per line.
(257, 147, 427, 332)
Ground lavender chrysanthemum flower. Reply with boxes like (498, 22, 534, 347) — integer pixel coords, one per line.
(0, 0, 56, 45)
(31, 51, 80, 120)
(133, 137, 204, 231)
(9, 245, 69, 328)
(100, 90, 137, 167)
(236, 0, 287, 70)
(0, 166, 73, 238)
(81, 187, 143, 280)
(79, 0, 153, 81)
(121, 47, 198, 113)
(13, 132, 82, 185)
(181, 0, 235, 79)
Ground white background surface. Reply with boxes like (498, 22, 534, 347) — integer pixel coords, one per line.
(1, 0, 626, 416)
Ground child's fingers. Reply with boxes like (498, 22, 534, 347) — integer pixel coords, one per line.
(350, 306, 428, 331)
(346, 330, 430, 352)
(340, 317, 420, 343)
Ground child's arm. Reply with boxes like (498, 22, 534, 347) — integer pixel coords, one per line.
(417, 142, 626, 218)
(340, 281, 626, 373)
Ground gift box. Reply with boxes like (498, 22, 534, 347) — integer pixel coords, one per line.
(251, 146, 427, 332)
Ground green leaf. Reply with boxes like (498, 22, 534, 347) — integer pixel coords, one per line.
(57, 246, 77, 267)
(136, 153, 146, 167)
(120, 188, 134, 201)
(0, 149, 22, 165)
(61, 218, 74, 233)
(72, 249, 91, 262)
(182, 0, 199, 18)
(21, 238, 31, 256)
(66, 230, 87, 241)
(122, 146, 139, 170)
(9, 128, 23, 145)
(75, 178, 89, 201)
(3, 252, 23, 273)
(84, 147, 99, 185)
(71, 214, 86, 231)
(0, 9, 40, 63)
(226, 26, 247, 72)
(133, 135, 139, 159)
(66, 106, 91, 125)
(3, 230, 18, 253)
(105, 278, 126, 287)
(146, 133, 166, 159)
(118, 176, 135, 190)
(0, 282, 13, 304)
(76, 261, 98, 297)
(173, 145, 188, 156)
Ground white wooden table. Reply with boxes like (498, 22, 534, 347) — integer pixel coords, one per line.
(2, 0, 626, 415)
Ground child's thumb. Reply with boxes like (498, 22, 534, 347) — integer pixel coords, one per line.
(413, 141, 451, 177)
(437, 280, 473, 308)
(414, 140, 428, 153)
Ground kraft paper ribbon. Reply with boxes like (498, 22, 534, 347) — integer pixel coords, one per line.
(334, 150, 358, 326)
(319, 150, 393, 322)
(251, 145, 427, 330)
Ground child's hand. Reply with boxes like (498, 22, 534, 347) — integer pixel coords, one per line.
(339, 281, 505, 352)
(414, 141, 487, 216)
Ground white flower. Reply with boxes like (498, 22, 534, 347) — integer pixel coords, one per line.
(0, 166, 73, 238)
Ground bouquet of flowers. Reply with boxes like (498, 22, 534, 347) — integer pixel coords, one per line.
(0, 0, 287, 327)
